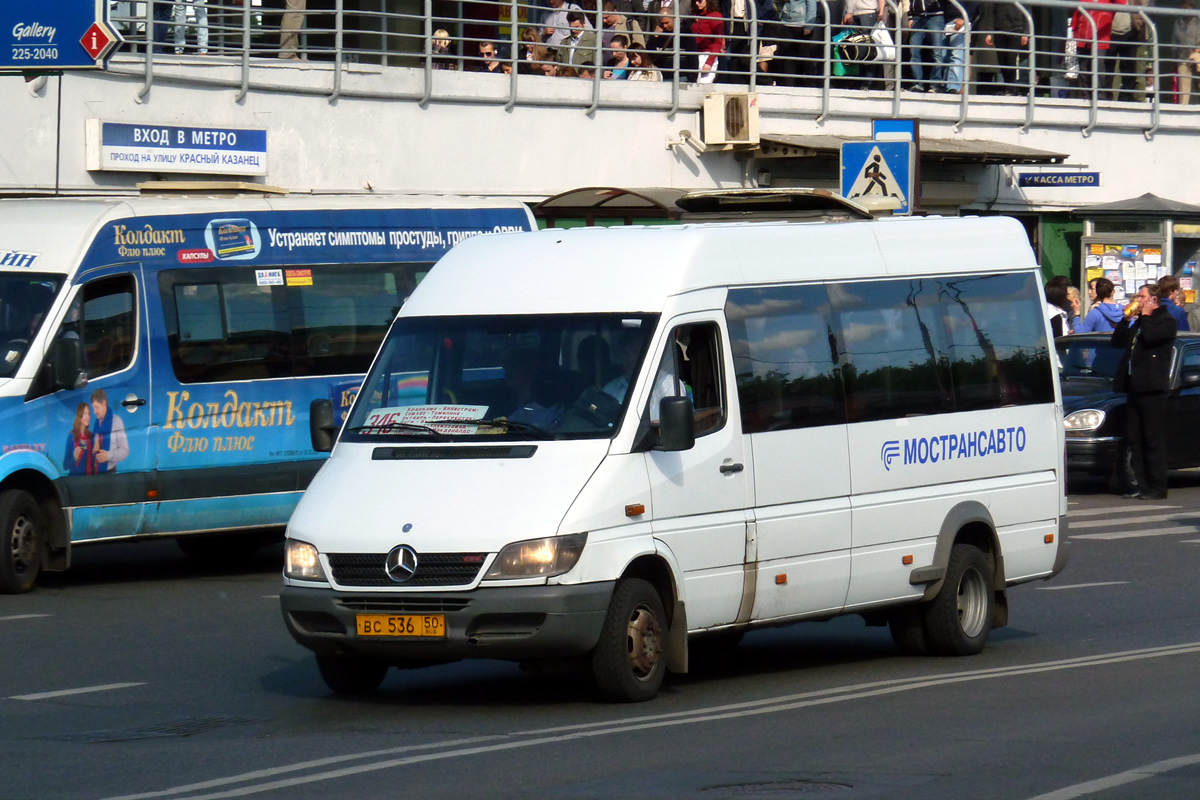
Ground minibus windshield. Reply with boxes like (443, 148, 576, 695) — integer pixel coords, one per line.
(0, 273, 64, 379)
(343, 313, 659, 442)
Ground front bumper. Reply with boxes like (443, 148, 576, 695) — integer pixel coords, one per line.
(1064, 435, 1120, 475)
(281, 581, 615, 662)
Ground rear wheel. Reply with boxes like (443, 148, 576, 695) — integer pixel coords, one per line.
(924, 543, 994, 656)
(591, 578, 667, 703)
(316, 654, 389, 695)
(0, 489, 45, 594)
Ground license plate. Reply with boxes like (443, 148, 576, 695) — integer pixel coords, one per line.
(355, 614, 446, 637)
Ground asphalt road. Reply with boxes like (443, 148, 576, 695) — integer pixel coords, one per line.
(4, 472, 1200, 800)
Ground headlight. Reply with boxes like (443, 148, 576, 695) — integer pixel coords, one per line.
(1063, 409, 1106, 432)
(285, 539, 327, 581)
(484, 533, 587, 579)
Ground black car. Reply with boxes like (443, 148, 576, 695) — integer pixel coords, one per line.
(1057, 332, 1200, 487)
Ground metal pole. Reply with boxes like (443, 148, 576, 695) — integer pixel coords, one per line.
(1140, 7, 1160, 139)
(236, 0, 252, 102)
(1014, 1, 1036, 132)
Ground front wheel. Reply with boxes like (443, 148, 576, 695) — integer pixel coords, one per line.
(316, 654, 389, 695)
(591, 578, 668, 703)
(924, 543, 994, 656)
(0, 489, 45, 594)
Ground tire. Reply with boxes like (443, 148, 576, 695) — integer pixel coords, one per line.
(887, 603, 931, 656)
(0, 489, 45, 594)
(316, 654, 389, 695)
(924, 543, 994, 656)
(591, 578, 668, 703)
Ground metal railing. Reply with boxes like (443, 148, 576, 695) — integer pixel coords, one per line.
(105, 0, 1200, 135)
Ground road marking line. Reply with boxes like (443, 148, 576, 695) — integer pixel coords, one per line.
(1180, 539, 1200, 544)
(1070, 511, 1196, 529)
(1035, 581, 1129, 591)
(7, 683, 144, 701)
(1068, 505, 1176, 518)
(1072, 526, 1199, 541)
(100, 642, 1200, 800)
(262, 595, 279, 599)
(1025, 752, 1200, 799)
(0, 613, 51, 621)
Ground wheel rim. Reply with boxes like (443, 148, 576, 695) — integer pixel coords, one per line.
(956, 564, 989, 638)
(9, 512, 36, 574)
(626, 603, 662, 681)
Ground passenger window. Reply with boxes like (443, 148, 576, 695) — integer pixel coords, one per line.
(159, 263, 426, 383)
(726, 285, 846, 433)
(65, 275, 136, 379)
(830, 279, 954, 422)
(650, 322, 725, 436)
(940, 272, 1053, 409)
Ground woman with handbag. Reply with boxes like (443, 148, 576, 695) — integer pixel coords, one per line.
(842, 0, 885, 88)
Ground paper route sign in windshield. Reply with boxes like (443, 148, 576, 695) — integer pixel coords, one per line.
(364, 405, 490, 435)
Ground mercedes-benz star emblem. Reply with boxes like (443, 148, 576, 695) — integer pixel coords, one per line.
(385, 545, 419, 583)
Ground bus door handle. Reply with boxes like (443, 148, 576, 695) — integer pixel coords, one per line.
(719, 462, 744, 475)
(122, 397, 147, 408)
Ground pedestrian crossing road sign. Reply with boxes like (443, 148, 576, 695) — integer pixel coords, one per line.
(840, 141, 915, 215)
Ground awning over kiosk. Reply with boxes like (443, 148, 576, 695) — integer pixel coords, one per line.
(1070, 193, 1200, 219)
(757, 134, 1069, 165)
(533, 187, 687, 226)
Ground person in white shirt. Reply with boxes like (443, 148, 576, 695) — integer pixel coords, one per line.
(540, 0, 588, 46)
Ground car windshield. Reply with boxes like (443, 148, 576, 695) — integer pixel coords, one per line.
(1056, 338, 1124, 382)
(342, 313, 659, 442)
(0, 273, 64, 379)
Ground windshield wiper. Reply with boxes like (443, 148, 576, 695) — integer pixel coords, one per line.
(344, 421, 447, 440)
(447, 417, 555, 439)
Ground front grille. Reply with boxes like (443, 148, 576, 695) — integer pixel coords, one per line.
(327, 552, 487, 587)
(337, 597, 472, 613)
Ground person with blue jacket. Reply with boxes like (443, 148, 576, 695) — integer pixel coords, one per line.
(1158, 275, 1191, 331)
(1076, 277, 1125, 333)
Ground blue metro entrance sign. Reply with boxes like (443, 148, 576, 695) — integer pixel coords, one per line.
(1, 0, 116, 73)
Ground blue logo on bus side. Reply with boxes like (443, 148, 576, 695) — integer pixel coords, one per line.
(881, 427, 1027, 471)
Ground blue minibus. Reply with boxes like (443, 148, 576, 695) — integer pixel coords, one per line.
(0, 192, 534, 592)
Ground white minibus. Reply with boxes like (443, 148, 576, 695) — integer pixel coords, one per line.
(281, 215, 1070, 702)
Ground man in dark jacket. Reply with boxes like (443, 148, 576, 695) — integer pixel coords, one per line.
(984, 1, 1031, 94)
(1111, 282, 1177, 500)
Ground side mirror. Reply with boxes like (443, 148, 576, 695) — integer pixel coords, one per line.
(310, 399, 337, 452)
(656, 396, 695, 452)
(50, 337, 87, 391)
(1182, 369, 1200, 388)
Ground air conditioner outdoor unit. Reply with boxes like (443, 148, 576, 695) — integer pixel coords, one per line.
(702, 93, 760, 147)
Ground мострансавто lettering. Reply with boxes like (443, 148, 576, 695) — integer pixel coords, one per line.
(880, 426, 1027, 471)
